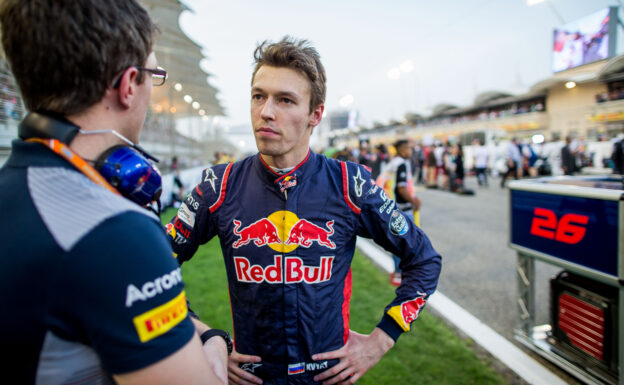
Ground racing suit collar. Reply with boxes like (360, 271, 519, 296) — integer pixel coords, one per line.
(255, 149, 317, 193)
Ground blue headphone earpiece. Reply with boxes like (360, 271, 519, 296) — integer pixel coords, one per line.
(19, 112, 162, 207)
(95, 145, 162, 206)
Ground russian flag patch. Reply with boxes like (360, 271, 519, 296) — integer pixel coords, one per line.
(288, 362, 305, 375)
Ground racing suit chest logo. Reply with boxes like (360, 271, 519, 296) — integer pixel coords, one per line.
(231, 211, 336, 252)
(231, 211, 337, 284)
(234, 255, 334, 284)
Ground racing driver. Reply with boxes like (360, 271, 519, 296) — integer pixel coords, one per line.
(167, 36, 442, 385)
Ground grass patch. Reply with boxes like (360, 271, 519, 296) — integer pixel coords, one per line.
(162, 208, 507, 384)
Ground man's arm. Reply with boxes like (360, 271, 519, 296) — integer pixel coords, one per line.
(57, 213, 229, 384)
(355, 163, 441, 333)
(314, 163, 440, 383)
(167, 165, 231, 263)
(357, 163, 441, 331)
(189, 318, 229, 384)
(114, 336, 225, 385)
(397, 185, 421, 210)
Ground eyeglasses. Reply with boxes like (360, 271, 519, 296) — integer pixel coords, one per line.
(112, 66, 168, 88)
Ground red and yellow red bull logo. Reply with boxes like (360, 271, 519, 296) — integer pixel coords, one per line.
(387, 295, 427, 332)
(232, 211, 336, 252)
(234, 255, 334, 284)
(165, 222, 176, 237)
(231, 211, 337, 284)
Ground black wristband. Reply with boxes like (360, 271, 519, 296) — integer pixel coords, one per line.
(200, 329, 233, 356)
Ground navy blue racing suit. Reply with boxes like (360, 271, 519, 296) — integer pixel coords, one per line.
(168, 150, 441, 384)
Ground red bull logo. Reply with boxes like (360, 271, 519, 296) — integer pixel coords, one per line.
(387, 294, 427, 332)
(165, 222, 175, 237)
(231, 211, 336, 251)
(231, 211, 337, 285)
(133, 167, 152, 193)
(284, 219, 336, 249)
(279, 175, 297, 193)
(173, 217, 190, 238)
(234, 255, 334, 284)
(232, 218, 281, 248)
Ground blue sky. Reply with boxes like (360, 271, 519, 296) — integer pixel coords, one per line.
(179, 0, 623, 134)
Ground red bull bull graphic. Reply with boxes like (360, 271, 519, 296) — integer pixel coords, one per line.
(386, 294, 427, 332)
(231, 211, 336, 252)
(233, 255, 334, 284)
(232, 218, 281, 248)
(231, 211, 337, 285)
(284, 219, 336, 249)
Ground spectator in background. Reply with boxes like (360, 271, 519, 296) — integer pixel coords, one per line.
(425, 144, 437, 188)
(440, 141, 452, 190)
(214, 151, 229, 164)
(334, 146, 351, 161)
(385, 139, 422, 286)
(500, 137, 522, 188)
(434, 142, 448, 189)
(411, 139, 425, 185)
(170, 156, 185, 208)
(473, 139, 489, 187)
(0, 76, 8, 123)
(561, 136, 576, 175)
(575, 136, 590, 169)
(371, 143, 389, 180)
(522, 140, 539, 178)
(611, 129, 624, 174)
(450, 143, 465, 192)
(358, 141, 372, 169)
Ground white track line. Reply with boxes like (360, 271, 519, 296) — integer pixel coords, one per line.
(356, 237, 567, 385)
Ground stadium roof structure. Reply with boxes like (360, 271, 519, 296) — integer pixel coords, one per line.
(473, 91, 512, 106)
(426, 89, 547, 119)
(141, 0, 224, 118)
(598, 54, 624, 82)
(529, 57, 611, 95)
(431, 103, 460, 117)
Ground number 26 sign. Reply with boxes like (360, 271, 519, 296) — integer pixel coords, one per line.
(529, 207, 589, 245)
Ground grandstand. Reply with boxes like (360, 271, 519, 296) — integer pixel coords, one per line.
(328, 55, 624, 156)
(0, 0, 227, 169)
(0, 58, 24, 165)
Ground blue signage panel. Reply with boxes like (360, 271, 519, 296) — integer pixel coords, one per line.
(510, 190, 618, 277)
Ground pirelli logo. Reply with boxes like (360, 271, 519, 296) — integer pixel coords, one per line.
(133, 290, 188, 343)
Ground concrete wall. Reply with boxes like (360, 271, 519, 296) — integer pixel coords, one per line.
(546, 82, 606, 139)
